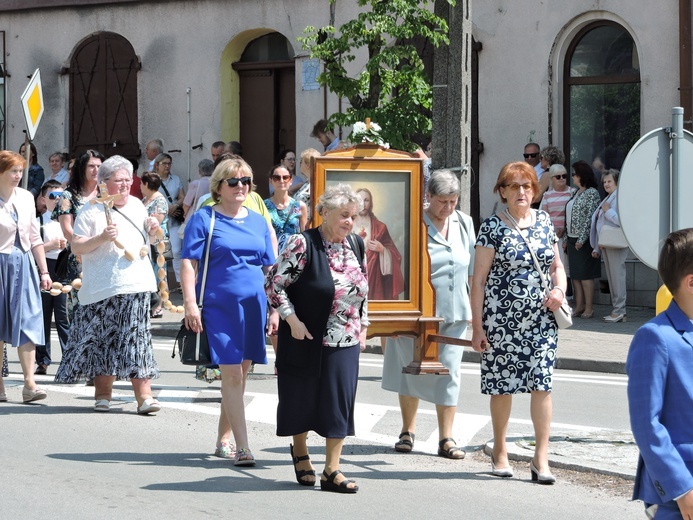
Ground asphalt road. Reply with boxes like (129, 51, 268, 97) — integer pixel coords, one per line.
(0, 334, 642, 519)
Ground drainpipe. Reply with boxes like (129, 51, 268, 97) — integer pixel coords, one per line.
(680, 0, 692, 130)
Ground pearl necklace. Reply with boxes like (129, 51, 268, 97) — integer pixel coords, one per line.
(318, 226, 350, 272)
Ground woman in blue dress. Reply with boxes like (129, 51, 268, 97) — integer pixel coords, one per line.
(181, 157, 276, 466)
(471, 161, 567, 484)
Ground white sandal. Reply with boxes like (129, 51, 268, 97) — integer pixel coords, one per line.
(137, 398, 161, 415)
(94, 399, 111, 412)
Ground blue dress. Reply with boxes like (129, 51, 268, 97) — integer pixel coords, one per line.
(182, 206, 275, 365)
(475, 211, 558, 395)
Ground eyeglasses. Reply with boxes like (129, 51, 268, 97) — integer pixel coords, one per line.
(271, 174, 292, 182)
(225, 176, 252, 188)
(159, 162, 172, 166)
(523, 152, 539, 159)
(110, 178, 133, 186)
(284, 157, 296, 162)
(48, 191, 63, 200)
(505, 182, 533, 192)
(552, 174, 568, 180)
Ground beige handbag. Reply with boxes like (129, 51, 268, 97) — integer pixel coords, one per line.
(599, 224, 628, 249)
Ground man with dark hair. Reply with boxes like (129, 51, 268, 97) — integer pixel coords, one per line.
(225, 141, 243, 157)
(211, 141, 225, 163)
(310, 119, 339, 152)
(627, 227, 693, 520)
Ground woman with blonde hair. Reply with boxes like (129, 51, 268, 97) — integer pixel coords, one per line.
(182, 157, 276, 465)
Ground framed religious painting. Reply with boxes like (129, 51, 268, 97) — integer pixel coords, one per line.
(311, 144, 441, 342)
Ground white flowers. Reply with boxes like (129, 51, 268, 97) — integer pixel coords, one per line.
(349, 120, 389, 148)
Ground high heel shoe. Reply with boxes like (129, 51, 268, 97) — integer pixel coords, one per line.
(490, 455, 513, 478)
(290, 444, 316, 486)
(603, 313, 627, 323)
(530, 459, 556, 485)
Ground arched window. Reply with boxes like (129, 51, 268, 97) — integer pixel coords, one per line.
(563, 22, 640, 170)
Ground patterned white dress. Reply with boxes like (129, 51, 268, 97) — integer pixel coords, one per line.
(476, 211, 558, 395)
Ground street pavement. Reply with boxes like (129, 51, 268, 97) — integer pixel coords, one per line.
(150, 293, 652, 483)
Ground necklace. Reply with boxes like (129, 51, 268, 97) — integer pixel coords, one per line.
(318, 226, 350, 272)
(505, 208, 531, 230)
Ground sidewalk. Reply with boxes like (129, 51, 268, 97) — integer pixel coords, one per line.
(152, 293, 650, 480)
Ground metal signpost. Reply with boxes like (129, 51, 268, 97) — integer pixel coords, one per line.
(618, 107, 693, 270)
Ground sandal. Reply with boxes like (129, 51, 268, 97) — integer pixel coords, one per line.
(394, 431, 415, 453)
(234, 447, 256, 467)
(151, 309, 164, 319)
(290, 444, 316, 486)
(214, 441, 236, 459)
(319, 470, 358, 494)
(438, 438, 466, 460)
(137, 398, 161, 415)
(94, 399, 111, 412)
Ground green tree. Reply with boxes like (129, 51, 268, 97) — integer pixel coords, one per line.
(301, 0, 455, 152)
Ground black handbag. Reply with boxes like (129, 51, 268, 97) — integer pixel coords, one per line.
(171, 208, 216, 365)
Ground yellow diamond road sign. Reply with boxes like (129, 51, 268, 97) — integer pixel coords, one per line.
(21, 69, 44, 141)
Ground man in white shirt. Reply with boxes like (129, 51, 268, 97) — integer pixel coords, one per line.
(43, 152, 69, 186)
(523, 142, 543, 178)
(145, 138, 163, 171)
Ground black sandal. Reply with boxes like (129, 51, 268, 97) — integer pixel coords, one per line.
(290, 444, 316, 486)
(319, 470, 358, 494)
(438, 438, 466, 459)
(394, 431, 415, 453)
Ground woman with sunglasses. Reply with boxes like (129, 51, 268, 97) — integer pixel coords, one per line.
(181, 157, 276, 466)
(471, 161, 566, 484)
(540, 164, 575, 274)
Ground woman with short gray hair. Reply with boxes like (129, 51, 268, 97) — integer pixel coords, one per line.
(382, 169, 475, 461)
(265, 183, 369, 493)
(56, 155, 163, 415)
(427, 168, 461, 198)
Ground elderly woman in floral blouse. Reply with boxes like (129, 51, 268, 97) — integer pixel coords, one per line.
(265, 183, 369, 494)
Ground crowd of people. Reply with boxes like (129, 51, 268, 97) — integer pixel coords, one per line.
(0, 128, 640, 499)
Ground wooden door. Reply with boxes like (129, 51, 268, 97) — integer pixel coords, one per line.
(68, 32, 140, 160)
(235, 61, 295, 198)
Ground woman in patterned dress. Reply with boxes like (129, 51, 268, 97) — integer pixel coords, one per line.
(55, 156, 162, 415)
(264, 164, 307, 363)
(471, 161, 567, 484)
(53, 150, 105, 318)
(140, 172, 169, 318)
(265, 184, 368, 493)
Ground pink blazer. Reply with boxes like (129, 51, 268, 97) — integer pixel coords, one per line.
(0, 187, 42, 254)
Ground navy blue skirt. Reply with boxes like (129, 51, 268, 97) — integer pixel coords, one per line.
(276, 344, 359, 439)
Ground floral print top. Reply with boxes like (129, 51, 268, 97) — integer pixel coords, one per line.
(265, 233, 369, 347)
(566, 187, 601, 245)
(144, 194, 169, 238)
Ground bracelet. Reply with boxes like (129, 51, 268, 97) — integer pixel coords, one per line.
(39, 271, 50, 277)
(552, 286, 565, 299)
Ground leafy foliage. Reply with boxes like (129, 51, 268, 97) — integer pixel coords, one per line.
(300, 0, 455, 152)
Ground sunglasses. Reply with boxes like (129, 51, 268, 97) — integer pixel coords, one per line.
(225, 176, 252, 188)
(552, 174, 568, 180)
(272, 174, 292, 182)
(48, 191, 63, 200)
(523, 152, 539, 159)
(505, 182, 533, 192)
